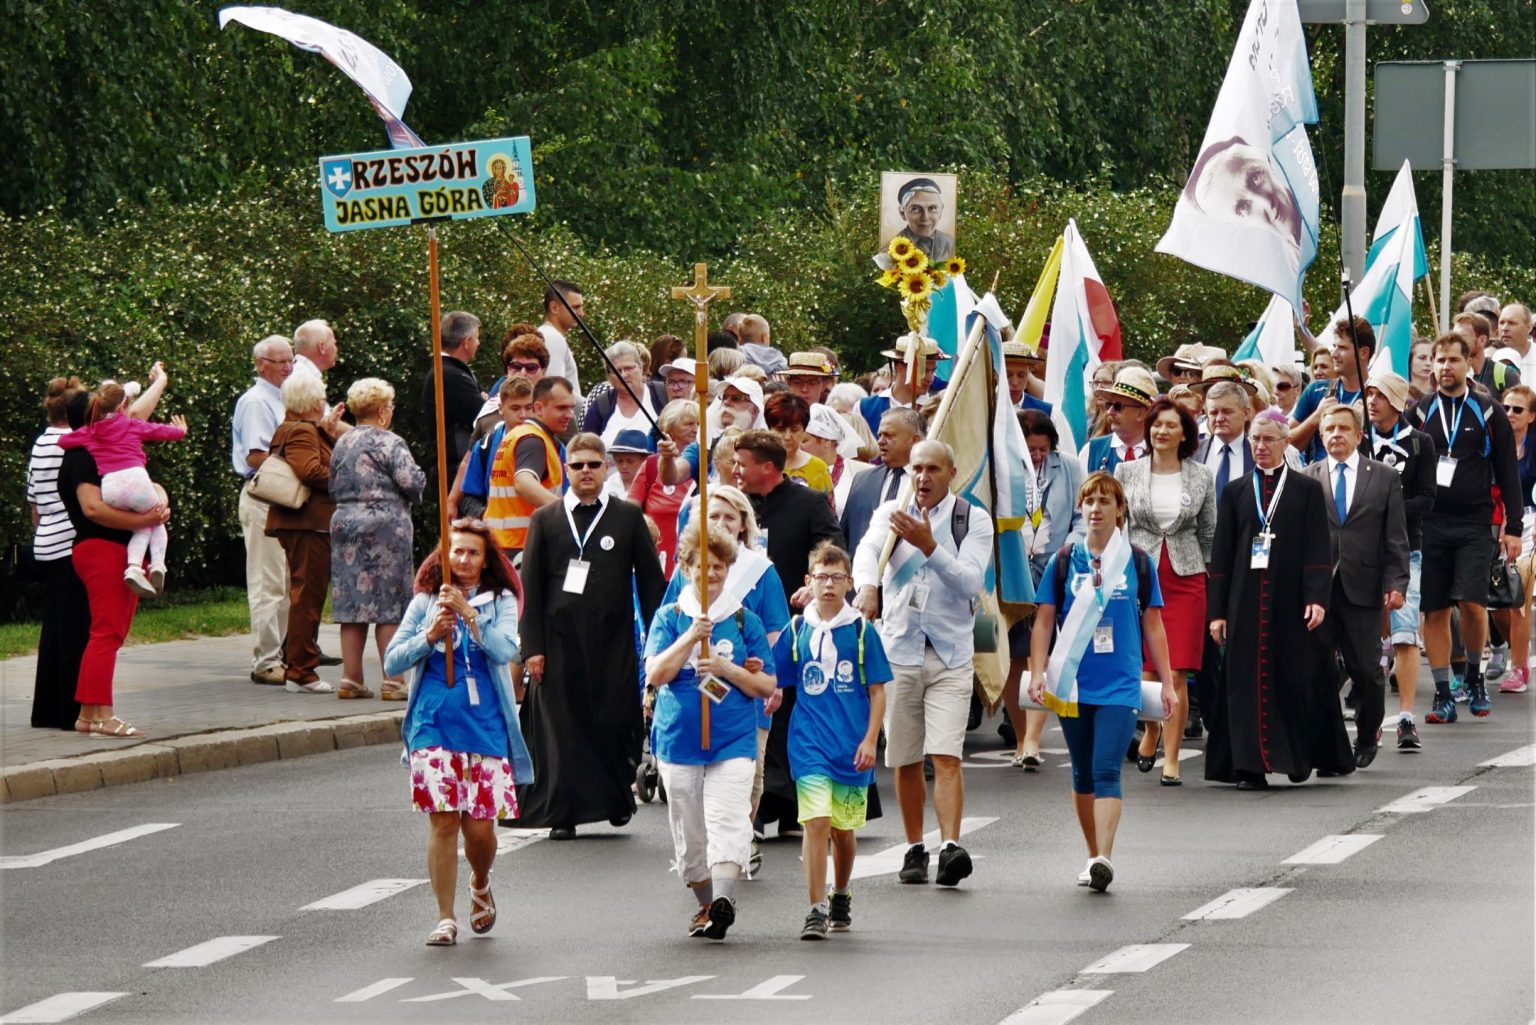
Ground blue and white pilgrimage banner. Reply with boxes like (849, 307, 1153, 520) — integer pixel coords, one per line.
(318, 137, 537, 233)
(219, 6, 425, 149)
(1155, 0, 1320, 311)
(1233, 294, 1301, 367)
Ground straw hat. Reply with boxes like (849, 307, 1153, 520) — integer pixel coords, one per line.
(780, 351, 837, 377)
(880, 332, 951, 362)
(1094, 366, 1158, 407)
(1189, 361, 1258, 397)
(1002, 335, 1048, 367)
(1156, 343, 1226, 381)
(1365, 370, 1411, 413)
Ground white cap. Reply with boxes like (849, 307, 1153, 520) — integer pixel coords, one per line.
(806, 402, 861, 459)
(659, 358, 696, 377)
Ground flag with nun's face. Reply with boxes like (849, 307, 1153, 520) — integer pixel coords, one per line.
(1155, 0, 1319, 311)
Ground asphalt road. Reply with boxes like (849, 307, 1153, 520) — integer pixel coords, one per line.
(3, 696, 1532, 1025)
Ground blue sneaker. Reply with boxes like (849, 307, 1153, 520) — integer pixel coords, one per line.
(1426, 696, 1458, 724)
(1469, 678, 1492, 717)
(1451, 675, 1470, 704)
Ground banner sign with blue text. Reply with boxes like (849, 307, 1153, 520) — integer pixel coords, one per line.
(318, 136, 535, 233)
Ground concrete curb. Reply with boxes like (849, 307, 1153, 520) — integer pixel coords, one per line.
(1, 711, 405, 804)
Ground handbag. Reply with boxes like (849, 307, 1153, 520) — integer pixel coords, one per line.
(1020, 678, 1169, 723)
(1487, 553, 1525, 611)
(248, 432, 311, 510)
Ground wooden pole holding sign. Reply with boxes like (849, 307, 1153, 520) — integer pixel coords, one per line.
(670, 264, 732, 750)
(427, 227, 455, 687)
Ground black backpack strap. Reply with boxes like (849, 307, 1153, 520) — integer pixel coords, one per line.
(1133, 546, 1153, 616)
(951, 498, 970, 545)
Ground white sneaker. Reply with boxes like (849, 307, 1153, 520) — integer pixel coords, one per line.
(123, 565, 155, 597)
(1087, 855, 1114, 892)
(149, 565, 166, 593)
(1076, 861, 1094, 887)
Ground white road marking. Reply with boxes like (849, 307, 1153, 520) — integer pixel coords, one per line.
(404, 978, 565, 1003)
(1377, 785, 1476, 814)
(459, 827, 545, 857)
(847, 816, 999, 880)
(1154, 749, 1202, 768)
(143, 935, 280, 968)
(694, 975, 812, 1000)
(1182, 887, 1291, 920)
(586, 977, 715, 1001)
(0, 993, 128, 1023)
(302, 879, 426, 910)
(0, 824, 179, 871)
(336, 979, 413, 1003)
(1282, 834, 1383, 865)
(997, 989, 1113, 1025)
(1480, 743, 1536, 768)
(1080, 944, 1190, 974)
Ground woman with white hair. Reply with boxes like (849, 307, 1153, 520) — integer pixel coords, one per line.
(329, 377, 426, 700)
(265, 373, 337, 693)
(582, 340, 666, 447)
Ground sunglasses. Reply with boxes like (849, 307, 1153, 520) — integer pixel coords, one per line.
(1276, 382, 1294, 391)
(506, 360, 542, 373)
(1104, 401, 1130, 412)
(1508, 405, 1528, 415)
(566, 460, 604, 470)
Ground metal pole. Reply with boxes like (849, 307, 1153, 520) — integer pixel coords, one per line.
(1438, 60, 1461, 334)
(427, 227, 454, 687)
(1341, 0, 1368, 284)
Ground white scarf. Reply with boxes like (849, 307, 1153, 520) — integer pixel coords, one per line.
(677, 582, 746, 625)
(800, 602, 862, 677)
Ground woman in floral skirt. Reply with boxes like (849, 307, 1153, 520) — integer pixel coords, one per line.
(384, 519, 533, 947)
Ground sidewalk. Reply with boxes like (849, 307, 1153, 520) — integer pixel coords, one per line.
(0, 625, 406, 803)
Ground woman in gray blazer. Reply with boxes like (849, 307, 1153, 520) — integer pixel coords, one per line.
(1002, 410, 1087, 768)
(1114, 396, 1216, 785)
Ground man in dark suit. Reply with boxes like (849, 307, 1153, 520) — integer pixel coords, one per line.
(1304, 405, 1410, 767)
(841, 408, 924, 559)
(1194, 380, 1254, 495)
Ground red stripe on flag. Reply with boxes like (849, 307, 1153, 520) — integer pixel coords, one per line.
(1084, 279, 1122, 361)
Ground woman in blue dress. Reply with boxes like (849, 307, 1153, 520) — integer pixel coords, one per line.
(384, 519, 534, 947)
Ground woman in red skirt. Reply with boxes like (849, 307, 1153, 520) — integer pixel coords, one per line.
(1113, 396, 1216, 785)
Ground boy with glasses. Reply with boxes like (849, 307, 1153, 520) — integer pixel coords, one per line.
(774, 543, 890, 939)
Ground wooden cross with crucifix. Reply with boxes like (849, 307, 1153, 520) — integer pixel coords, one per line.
(670, 263, 732, 748)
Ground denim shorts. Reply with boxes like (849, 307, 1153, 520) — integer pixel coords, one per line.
(1388, 549, 1422, 646)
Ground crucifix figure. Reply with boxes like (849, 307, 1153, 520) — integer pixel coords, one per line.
(669, 263, 732, 748)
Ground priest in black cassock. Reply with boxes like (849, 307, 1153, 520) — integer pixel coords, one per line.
(1204, 409, 1355, 789)
(515, 433, 666, 838)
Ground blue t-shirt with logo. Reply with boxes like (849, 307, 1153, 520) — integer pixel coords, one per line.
(771, 616, 893, 786)
(1038, 544, 1162, 710)
(1292, 379, 1363, 464)
(645, 603, 775, 765)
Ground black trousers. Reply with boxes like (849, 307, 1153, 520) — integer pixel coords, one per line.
(1328, 577, 1385, 749)
(32, 556, 88, 729)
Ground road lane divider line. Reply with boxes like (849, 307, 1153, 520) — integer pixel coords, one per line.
(0, 823, 179, 871)
(1079, 944, 1190, 974)
(1182, 887, 1291, 920)
(143, 935, 280, 968)
(1480, 743, 1536, 768)
(997, 989, 1113, 1025)
(335, 979, 413, 1003)
(1376, 785, 1476, 814)
(0, 993, 128, 1024)
(301, 879, 426, 910)
(1282, 834, 1383, 865)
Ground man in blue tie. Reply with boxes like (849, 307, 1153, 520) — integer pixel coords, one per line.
(1195, 381, 1253, 496)
(1303, 406, 1410, 767)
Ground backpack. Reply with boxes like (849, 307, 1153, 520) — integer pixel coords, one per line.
(1051, 542, 1153, 623)
(784, 614, 868, 686)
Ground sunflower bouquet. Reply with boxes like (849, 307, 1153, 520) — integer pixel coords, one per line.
(873, 236, 966, 335)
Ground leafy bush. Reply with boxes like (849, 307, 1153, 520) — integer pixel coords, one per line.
(4, 166, 1532, 619)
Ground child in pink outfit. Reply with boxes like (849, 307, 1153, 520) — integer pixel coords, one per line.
(59, 374, 187, 596)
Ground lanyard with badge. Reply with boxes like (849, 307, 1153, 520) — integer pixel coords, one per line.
(561, 499, 609, 594)
(446, 590, 495, 706)
(1434, 396, 1467, 488)
(1250, 467, 1288, 569)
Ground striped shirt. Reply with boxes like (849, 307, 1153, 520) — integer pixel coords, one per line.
(27, 426, 75, 561)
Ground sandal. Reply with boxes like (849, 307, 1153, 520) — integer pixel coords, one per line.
(336, 678, 375, 700)
(469, 874, 496, 935)
(75, 716, 145, 739)
(425, 918, 458, 946)
(380, 680, 409, 702)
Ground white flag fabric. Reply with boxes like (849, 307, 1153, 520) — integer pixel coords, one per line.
(1043, 220, 1117, 457)
(1232, 294, 1300, 368)
(219, 6, 425, 148)
(1155, 0, 1320, 311)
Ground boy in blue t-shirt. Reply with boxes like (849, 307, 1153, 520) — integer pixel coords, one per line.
(772, 543, 890, 940)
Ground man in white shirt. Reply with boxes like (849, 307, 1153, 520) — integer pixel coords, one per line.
(852, 440, 993, 889)
(538, 279, 585, 395)
(291, 319, 338, 381)
(231, 335, 293, 685)
(1498, 303, 1536, 383)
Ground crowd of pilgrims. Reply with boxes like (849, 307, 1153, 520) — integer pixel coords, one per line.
(25, 287, 1533, 944)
